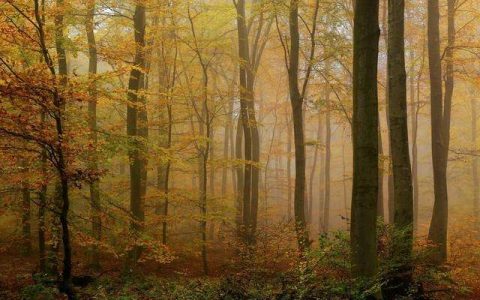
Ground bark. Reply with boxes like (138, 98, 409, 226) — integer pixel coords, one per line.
(384, 0, 414, 296)
(427, 0, 454, 264)
(235, 0, 253, 245)
(287, 0, 319, 252)
(309, 113, 321, 232)
(234, 0, 263, 245)
(126, 4, 147, 267)
(324, 76, 332, 233)
(51, 1, 73, 296)
(86, 0, 101, 270)
(382, 0, 395, 224)
(350, 0, 380, 279)
(287, 118, 293, 221)
(410, 50, 419, 233)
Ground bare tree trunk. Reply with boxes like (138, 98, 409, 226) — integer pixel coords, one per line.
(350, 0, 380, 279)
(126, 4, 147, 267)
(287, 118, 293, 221)
(324, 77, 332, 233)
(287, 0, 310, 252)
(309, 113, 321, 232)
(384, 0, 414, 296)
(409, 50, 419, 233)
(427, 0, 454, 264)
(382, 0, 395, 224)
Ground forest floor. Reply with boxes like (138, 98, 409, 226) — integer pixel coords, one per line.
(2, 220, 480, 299)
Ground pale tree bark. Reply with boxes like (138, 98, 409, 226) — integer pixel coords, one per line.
(350, 0, 380, 279)
(382, 0, 394, 224)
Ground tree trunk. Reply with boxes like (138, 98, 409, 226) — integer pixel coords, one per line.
(288, 0, 310, 252)
(324, 77, 332, 233)
(126, 4, 147, 267)
(427, 0, 453, 264)
(382, 0, 395, 224)
(384, 0, 414, 296)
(309, 113, 321, 233)
(287, 118, 293, 221)
(350, 0, 380, 279)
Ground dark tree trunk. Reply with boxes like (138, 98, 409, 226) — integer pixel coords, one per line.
(350, 0, 380, 279)
(126, 4, 148, 267)
(384, 0, 414, 296)
(427, 0, 454, 264)
(287, 0, 310, 252)
(53, 1, 73, 296)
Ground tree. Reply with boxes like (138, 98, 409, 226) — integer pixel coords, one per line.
(233, 0, 272, 245)
(278, 0, 320, 253)
(427, 0, 455, 263)
(384, 0, 414, 296)
(126, 3, 148, 267)
(350, 0, 380, 280)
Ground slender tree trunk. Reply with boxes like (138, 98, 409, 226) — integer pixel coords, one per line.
(85, 0, 101, 270)
(309, 113, 321, 232)
(324, 78, 332, 233)
(235, 117, 244, 233)
(52, 1, 73, 296)
(288, 0, 310, 252)
(342, 128, 348, 225)
(287, 118, 293, 221)
(427, 0, 453, 264)
(236, 0, 253, 244)
(384, 0, 414, 296)
(126, 4, 147, 267)
(410, 50, 419, 233)
(350, 0, 380, 279)
(382, 0, 395, 224)
(378, 121, 385, 219)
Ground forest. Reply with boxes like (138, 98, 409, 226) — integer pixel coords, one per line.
(0, 0, 479, 299)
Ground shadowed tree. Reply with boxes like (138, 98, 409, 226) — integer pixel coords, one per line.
(350, 0, 380, 280)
